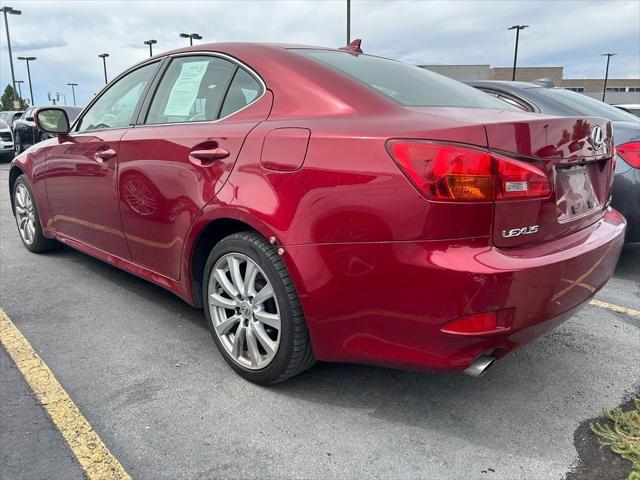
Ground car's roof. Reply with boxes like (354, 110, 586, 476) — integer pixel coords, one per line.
(163, 41, 333, 54)
(614, 104, 640, 108)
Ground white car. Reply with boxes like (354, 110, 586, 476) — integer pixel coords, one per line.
(0, 119, 14, 161)
(613, 104, 640, 117)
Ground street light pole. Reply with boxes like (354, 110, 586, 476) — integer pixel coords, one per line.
(601, 53, 617, 102)
(67, 83, 78, 106)
(508, 25, 529, 81)
(179, 32, 201, 46)
(98, 53, 109, 85)
(144, 39, 157, 57)
(347, 0, 350, 45)
(17, 56, 36, 106)
(1, 6, 22, 104)
(15, 79, 23, 100)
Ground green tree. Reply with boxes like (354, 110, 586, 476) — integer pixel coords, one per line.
(0, 84, 28, 111)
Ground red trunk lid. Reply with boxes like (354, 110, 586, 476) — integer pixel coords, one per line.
(484, 115, 614, 247)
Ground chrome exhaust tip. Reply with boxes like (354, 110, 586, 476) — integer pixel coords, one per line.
(463, 354, 496, 377)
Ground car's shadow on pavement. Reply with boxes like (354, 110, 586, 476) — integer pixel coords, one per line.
(44, 245, 207, 331)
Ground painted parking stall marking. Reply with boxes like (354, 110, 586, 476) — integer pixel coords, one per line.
(0, 309, 131, 480)
(589, 299, 640, 318)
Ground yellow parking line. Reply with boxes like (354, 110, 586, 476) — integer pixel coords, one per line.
(589, 299, 640, 319)
(0, 309, 131, 480)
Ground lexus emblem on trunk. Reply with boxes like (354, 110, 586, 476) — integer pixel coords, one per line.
(591, 125, 605, 150)
(502, 225, 539, 238)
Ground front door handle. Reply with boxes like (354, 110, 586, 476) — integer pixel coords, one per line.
(190, 147, 230, 164)
(95, 148, 116, 162)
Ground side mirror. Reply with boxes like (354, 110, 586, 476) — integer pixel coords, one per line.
(34, 108, 70, 135)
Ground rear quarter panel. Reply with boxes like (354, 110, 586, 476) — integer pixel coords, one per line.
(202, 112, 496, 247)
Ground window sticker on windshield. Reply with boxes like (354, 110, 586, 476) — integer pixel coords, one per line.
(163, 61, 209, 117)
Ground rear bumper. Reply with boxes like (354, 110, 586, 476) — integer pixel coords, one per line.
(285, 207, 626, 373)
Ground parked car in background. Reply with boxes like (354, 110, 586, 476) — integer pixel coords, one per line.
(0, 110, 24, 132)
(13, 105, 82, 154)
(10, 43, 624, 384)
(468, 81, 640, 242)
(0, 110, 24, 123)
(614, 104, 640, 118)
(0, 120, 14, 161)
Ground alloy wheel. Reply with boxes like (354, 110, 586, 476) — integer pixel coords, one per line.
(208, 253, 281, 370)
(14, 183, 36, 245)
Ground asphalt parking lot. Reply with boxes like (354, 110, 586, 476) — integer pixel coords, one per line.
(0, 161, 638, 480)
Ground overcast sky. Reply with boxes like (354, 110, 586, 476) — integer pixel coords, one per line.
(1, 0, 639, 107)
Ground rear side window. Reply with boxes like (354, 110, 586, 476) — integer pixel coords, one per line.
(296, 49, 515, 109)
(145, 56, 236, 125)
(219, 68, 263, 118)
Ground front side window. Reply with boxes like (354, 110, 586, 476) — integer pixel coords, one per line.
(75, 62, 159, 132)
(145, 56, 236, 125)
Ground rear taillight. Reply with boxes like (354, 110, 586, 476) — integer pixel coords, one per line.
(387, 140, 550, 202)
(617, 141, 640, 168)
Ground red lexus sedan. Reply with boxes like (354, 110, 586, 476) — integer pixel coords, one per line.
(9, 42, 625, 384)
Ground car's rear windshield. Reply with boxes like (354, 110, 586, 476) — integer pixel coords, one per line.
(530, 88, 640, 123)
(295, 49, 516, 110)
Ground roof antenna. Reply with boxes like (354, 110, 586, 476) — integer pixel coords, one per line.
(340, 38, 363, 53)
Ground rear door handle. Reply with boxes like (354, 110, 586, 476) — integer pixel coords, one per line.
(95, 148, 116, 162)
(190, 147, 230, 164)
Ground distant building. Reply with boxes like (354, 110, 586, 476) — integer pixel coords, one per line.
(418, 64, 490, 81)
(418, 64, 640, 105)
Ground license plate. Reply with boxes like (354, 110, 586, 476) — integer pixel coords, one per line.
(556, 165, 600, 221)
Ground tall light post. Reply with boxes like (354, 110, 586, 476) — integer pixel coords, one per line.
(144, 39, 157, 57)
(98, 53, 109, 85)
(601, 53, 617, 102)
(15, 79, 23, 100)
(1, 6, 22, 104)
(508, 25, 529, 81)
(179, 32, 201, 46)
(67, 83, 78, 106)
(17, 56, 36, 106)
(346, 0, 351, 45)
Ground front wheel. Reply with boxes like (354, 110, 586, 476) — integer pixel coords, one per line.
(13, 175, 60, 253)
(202, 232, 315, 384)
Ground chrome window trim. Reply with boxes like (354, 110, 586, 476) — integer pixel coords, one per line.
(133, 51, 267, 129)
(68, 51, 267, 136)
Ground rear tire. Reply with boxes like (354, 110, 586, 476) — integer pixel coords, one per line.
(13, 175, 60, 253)
(14, 138, 22, 155)
(202, 231, 316, 384)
